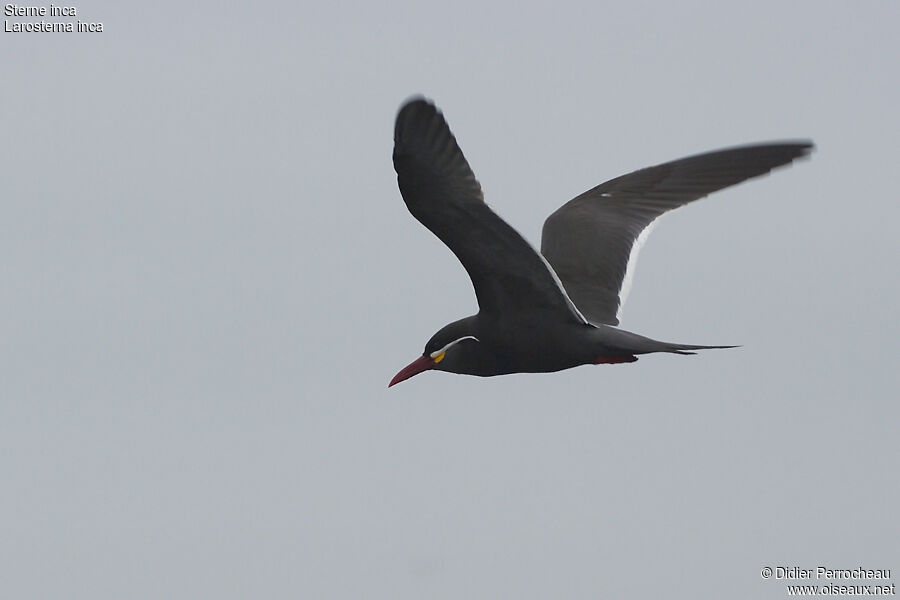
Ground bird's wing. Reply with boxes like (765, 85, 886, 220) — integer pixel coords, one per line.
(394, 98, 588, 324)
(541, 142, 813, 325)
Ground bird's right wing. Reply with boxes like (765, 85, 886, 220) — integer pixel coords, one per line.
(394, 98, 588, 324)
(541, 142, 813, 325)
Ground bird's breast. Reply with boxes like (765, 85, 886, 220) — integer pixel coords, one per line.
(476, 314, 597, 374)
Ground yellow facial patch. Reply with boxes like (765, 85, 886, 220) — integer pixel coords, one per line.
(433, 351, 445, 363)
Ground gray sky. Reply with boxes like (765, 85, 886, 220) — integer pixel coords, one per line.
(2, 1, 898, 598)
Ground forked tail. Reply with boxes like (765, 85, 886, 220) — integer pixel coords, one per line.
(591, 324, 739, 357)
(660, 342, 739, 356)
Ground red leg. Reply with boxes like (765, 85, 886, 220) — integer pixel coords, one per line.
(594, 355, 638, 364)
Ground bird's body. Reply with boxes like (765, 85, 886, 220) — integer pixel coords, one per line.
(431, 313, 595, 376)
(389, 97, 812, 386)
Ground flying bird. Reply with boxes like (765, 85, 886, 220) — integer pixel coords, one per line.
(389, 97, 812, 387)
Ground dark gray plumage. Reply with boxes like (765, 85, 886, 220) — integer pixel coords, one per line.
(394, 98, 587, 324)
(542, 143, 813, 325)
(389, 97, 812, 386)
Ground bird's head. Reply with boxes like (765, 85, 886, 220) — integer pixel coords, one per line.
(388, 318, 481, 387)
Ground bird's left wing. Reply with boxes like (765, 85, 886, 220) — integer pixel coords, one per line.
(541, 142, 813, 326)
(393, 98, 588, 324)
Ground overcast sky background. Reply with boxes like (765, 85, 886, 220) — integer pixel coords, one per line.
(2, 1, 898, 598)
